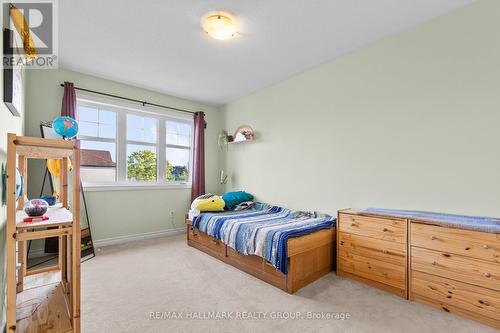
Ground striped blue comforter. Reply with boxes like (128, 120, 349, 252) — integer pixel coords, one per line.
(192, 203, 336, 274)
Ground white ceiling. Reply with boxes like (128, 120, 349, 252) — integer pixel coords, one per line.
(59, 0, 475, 106)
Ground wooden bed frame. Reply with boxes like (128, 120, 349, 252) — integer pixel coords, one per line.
(186, 218, 336, 293)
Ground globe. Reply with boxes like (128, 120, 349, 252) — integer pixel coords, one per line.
(24, 199, 49, 217)
(15, 168, 22, 201)
(52, 116, 79, 139)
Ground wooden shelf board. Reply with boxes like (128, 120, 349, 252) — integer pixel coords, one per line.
(24, 271, 61, 290)
(228, 139, 254, 144)
(14, 136, 75, 149)
(16, 204, 73, 229)
(16, 279, 72, 333)
(16, 146, 73, 159)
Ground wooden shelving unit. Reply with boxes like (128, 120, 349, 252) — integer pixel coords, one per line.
(6, 134, 81, 333)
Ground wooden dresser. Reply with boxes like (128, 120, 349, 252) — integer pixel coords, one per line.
(409, 221, 500, 329)
(337, 209, 408, 298)
(337, 208, 499, 329)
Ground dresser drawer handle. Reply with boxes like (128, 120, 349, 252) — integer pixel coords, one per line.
(484, 272, 492, 278)
(478, 300, 490, 306)
(430, 236, 436, 240)
(432, 261, 438, 266)
(483, 244, 490, 249)
(351, 223, 358, 227)
(382, 250, 389, 254)
(382, 228, 388, 232)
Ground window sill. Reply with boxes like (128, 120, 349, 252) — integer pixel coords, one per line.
(82, 183, 192, 192)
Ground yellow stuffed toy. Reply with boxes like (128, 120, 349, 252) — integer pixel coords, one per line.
(47, 159, 73, 198)
(191, 193, 225, 212)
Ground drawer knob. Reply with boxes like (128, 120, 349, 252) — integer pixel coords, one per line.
(383, 250, 389, 254)
(484, 272, 492, 278)
(430, 236, 436, 240)
(483, 244, 490, 249)
(383, 228, 388, 232)
(479, 300, 490, 306)
(351, 223, 358, 227)
(432, 261, 438, 266)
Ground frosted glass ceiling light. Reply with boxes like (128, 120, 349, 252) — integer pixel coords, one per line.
(202, 12, 238, 40)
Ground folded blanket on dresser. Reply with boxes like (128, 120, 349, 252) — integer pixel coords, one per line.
(191, 203, 336, 274)
(363, 208, 500, 233)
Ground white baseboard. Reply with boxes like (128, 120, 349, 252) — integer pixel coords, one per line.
(93, 227, 186, 248)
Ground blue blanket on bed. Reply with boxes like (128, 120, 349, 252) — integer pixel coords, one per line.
(192, 203, 336, 274)
(363, 208, 500, 233)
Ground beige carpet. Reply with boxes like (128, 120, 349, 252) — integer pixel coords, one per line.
(81, 233, 495, 333)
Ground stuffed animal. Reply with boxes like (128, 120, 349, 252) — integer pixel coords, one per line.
(222, 191, 254, 210)
(191, 193, 225, 212)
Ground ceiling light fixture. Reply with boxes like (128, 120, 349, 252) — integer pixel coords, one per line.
(202, 11, 238, 41)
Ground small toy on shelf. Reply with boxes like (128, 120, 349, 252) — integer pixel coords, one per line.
(40, 195, 57, 206)
(24, 198, 49, 217)
(23, 216, 49, 223)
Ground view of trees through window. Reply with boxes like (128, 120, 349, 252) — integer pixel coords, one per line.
(78, 101, 191, 184)
(127, 150, 189, 181)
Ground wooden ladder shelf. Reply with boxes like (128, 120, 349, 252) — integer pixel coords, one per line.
(6, 133, 81, 333)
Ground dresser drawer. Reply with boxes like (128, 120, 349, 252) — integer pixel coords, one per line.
(411, 222, 500, 263)
(338, 213, 406, 243)
(411, 247, 500, 291)
(338, 249, 406, 290)
(411, 271, 500, 323)
(338, 232, 406, 266)
(187, 226, 226, 258)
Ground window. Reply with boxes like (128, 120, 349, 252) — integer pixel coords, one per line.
(77, 95, 193, 188)
(79, 104, 117, 183)
(166, 121, 191, 181)
(126, 114, 158, 182)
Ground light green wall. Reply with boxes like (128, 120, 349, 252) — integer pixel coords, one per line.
(25, 69, 222, 241)
(222, 0, 500, 217)
(0, 3, 25, 326)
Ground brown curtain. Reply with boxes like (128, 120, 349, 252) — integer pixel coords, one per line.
(191, 112, 205, 201)
(61, 81, 77, 118)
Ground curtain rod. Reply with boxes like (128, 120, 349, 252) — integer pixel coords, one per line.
(59, 83, 200, 115)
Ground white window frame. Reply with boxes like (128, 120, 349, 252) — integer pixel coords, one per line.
(77, 92, 194, 191)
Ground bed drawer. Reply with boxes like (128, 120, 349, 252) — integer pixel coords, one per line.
(338, 232, 406, 266)
(187, 227, 225, 259)
(338, 213, 406, 243)
(411, 247, 500, 291)
(411, 270, 500, 324)
(411, 222, 500, 263)
(338, 248, 406, 290)
(226, 247, 287, 290)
